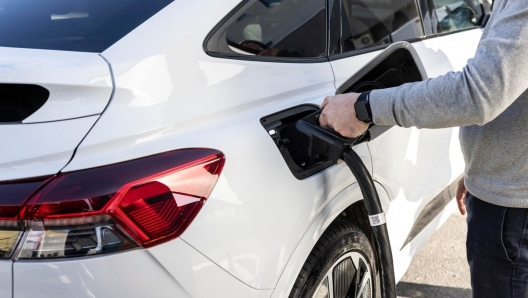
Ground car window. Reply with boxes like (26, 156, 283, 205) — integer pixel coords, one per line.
(432, 0, 483, 33)
(206, 0, 327, 59)
(336, 0, 423, 54)
(0, 0, 173, 52)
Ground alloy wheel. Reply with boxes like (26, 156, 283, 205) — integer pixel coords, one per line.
(312, 251, 372, 298)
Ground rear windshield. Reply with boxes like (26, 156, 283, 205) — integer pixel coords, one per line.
(0, 0, 173, 52)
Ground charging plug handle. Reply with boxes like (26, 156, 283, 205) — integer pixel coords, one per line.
(294, 110, 357, 164)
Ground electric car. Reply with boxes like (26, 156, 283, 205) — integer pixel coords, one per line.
(0, 0, 491, 297)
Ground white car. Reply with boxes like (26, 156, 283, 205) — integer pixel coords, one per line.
(0, 0, 491, 297)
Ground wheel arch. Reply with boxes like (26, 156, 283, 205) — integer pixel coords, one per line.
(270, 181, 391, 298)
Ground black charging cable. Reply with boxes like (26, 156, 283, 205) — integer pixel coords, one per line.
(342, 146, 396, 298)
(288, 105, 397, 297)
(342, 83, 396, 297)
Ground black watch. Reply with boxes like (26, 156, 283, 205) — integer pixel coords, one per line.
(354, 91, 373, 124)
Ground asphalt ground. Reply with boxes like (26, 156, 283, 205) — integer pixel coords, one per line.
(396, 211, 471, 298)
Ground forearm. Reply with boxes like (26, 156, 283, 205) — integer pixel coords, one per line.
(369, 1, 528, 129)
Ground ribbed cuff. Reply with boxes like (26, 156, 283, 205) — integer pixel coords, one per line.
(369, 89, 399, 126)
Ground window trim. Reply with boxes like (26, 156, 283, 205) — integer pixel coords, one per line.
(415, 0, 428, 36)
(203, 0, 329, 63)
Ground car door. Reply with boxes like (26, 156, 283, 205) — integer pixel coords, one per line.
(327, 0, 487, 280)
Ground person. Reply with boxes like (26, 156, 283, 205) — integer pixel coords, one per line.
(319, 0, 528, 297)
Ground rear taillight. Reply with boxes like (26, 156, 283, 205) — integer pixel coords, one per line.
(0, 177, 49, 259)
(1, 149, 224, 260)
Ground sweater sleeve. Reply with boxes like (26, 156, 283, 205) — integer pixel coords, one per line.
(369, 0, 528, 128)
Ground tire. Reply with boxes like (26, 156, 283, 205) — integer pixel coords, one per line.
(289, 219, 379, 298)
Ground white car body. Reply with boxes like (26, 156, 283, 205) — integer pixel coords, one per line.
(0, 0, 485, 297)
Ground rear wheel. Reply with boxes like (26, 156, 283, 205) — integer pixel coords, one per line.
(289, 220, 378, 298)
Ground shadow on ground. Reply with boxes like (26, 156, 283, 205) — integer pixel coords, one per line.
(397, 281, 472, 298)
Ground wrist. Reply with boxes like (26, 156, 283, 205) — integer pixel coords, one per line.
(354, 91, 373, 124)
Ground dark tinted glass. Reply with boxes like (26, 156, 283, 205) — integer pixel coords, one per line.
(209, 0, 326, 58)
(0, 0, 173, 52)
(432, 0, 483, 33)
(336, 0, 423, 53)
(0, 84, 49, 123)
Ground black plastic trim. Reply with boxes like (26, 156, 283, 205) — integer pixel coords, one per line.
(418, 0, 435, 35)
(260, 104, 320, 125)
(400, 175, 463, 249)
(325, 0, 332, 57)
(414, 0, 427, 37)
(205, 52, 329, 64)
(480, 13, 491, 27)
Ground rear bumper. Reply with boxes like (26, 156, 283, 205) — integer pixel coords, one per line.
(13, 239, 272, 298)
(0, 260, 11, 297)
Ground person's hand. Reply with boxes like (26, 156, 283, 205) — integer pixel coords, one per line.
(319, 93, 370, 138)
(456, 176, 467, 215)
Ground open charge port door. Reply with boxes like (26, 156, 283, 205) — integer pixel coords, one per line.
(261, 104, 331, 180)
(261, 42, 428, 179)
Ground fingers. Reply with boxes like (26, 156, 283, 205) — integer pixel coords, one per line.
(319, 96, 334, 127)
(319, 93, 369, 137)
(455, 177, 467, 215)
(319, 111, 329, 126)
(456, 192, 467, 215)
(320, 96, 333, 109)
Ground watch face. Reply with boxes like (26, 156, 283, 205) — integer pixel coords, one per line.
(355, 103, 371, 122)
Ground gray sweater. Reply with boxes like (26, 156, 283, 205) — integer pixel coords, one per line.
(369, 0, 528, 208)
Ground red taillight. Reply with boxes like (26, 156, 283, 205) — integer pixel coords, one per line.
(7, 149, 225, 259)
(111, 153, 224, 247)
(0, 177, 49, 259)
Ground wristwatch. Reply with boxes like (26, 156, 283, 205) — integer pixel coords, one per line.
(354, 91, 373, 124)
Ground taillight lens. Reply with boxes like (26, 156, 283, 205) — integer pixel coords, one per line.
(0, 177, 49, 259)
(7, 149, 224, 260)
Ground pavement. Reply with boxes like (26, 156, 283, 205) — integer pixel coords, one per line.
(396, 211, 471, 298)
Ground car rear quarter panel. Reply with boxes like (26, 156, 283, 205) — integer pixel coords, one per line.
(62, 0, 372, 290)
(1, 116, 98, 181)
(0, 48, 113, 181)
